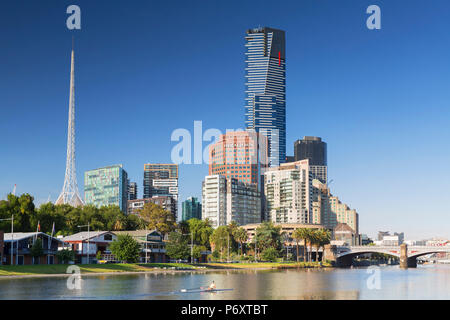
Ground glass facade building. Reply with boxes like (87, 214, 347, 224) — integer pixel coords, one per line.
(181, 197, 202, 221)
(245, 27, 286, 167)
(84, 164, 128, 212)
(143, 163, 179, 219)
(294, 136, 327, 166)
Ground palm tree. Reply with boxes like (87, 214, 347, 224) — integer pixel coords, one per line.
(305, 228, 316, 262)
(312, 230, 321, 262)
(281, 232, 290, 261)
(292, 228, 309, 262)
(317, 229, 331, 262)
(233, 227, 248, 256)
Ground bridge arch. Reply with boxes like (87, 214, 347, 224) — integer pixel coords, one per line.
(336, 250, 400, 267)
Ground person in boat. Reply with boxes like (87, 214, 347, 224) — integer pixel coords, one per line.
(208, 281, 216, 290)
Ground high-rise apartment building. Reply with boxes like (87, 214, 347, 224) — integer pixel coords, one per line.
(182, 197, 202, 221)
(263, 160, 312, 224)
(245, 27, 286, 167)
(128, 181, 137, 200)
(84, 165, 128, 212)
(143, 163, 178, 218)
(311, 179, 359, 236)
(209, 131, 268, 188)
(294, 136, 327, 166)
(202, 175, 261, 228)
(202, 175, 227, 228)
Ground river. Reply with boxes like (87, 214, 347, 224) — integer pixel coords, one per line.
(1, 264, 450, 300)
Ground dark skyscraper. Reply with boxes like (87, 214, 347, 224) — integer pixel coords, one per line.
(245, 27, 286, 167)
(294, 136, 327, 166)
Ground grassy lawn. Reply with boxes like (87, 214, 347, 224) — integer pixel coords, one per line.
(0, 263, 197, 277)
(0, 261, 331, 277)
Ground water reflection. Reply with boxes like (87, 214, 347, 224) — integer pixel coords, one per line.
(1, 265, 450, 300)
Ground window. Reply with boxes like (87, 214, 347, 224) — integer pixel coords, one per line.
(104, 234, 113, 241)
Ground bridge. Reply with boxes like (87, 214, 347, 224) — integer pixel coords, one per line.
(323, 244, 450, 268)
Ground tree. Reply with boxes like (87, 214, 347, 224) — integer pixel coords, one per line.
(138, 203, 176, 236)
(56, 249, 75, 264)
(233, 227, 248, 256)
(166, 232, 190, 261)
(304, 228, 317, 262)
(254, 221, 282, 252)
(210, 226, 230, 261)
(30, 238, 44, 262)
(188, 218, 214, 249)
(317, 229, 331, 261)
(261, 247, 279, 262)
(110, 234, 141, 263)
(292, 228, 309, 262)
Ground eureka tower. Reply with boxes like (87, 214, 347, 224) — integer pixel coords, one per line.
(244, 27, 286, 167)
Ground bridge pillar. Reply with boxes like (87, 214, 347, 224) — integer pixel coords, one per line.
(323, 244, 337, 265)
(399, 243, 408, 269)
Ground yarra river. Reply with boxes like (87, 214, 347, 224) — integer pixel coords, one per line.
(1, 264, 450, 299)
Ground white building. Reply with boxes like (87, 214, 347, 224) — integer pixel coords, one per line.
(263, 159, 312, 224)
(202, 175, 261, 228)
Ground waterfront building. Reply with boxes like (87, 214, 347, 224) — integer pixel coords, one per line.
(127, 196, 177, 218)
(202, 175, 261, 228)
(143, 163, 178, 219)
(2, 232, 64, 265)
(245, 27, 286, 167)
(128, 181, 137, 200)
(202, 175, 227, 228)
(311, 179, 359, 236)
(84, 165, 128, 213)
(209, 131, 268, 188)
(329, 196, 359, 238)
(333, 223, 359, 246)
(263, 160, 312, 224)
(114, 230, 166, 263)
(294, 136, 327, 166)
(63, 231, 117, 264)
(182, 197, 202, 221)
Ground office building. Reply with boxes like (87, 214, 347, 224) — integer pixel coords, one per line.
(182, 197, 202, 221)
(294, 136, 327, 166)
(209, 131, 268, 187)
(127, 196, 177, 218)
(143, 163, 178, 219)
(245, 27, 286, 167)
(263, 160, 312, 224)
(202, 175, 261, 228)
(84, 165, 128, 212)
(128, 181, 137, 200)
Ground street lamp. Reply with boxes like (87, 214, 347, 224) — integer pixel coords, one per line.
(78, 222, 90, 264)
(0, 215, 13, 265)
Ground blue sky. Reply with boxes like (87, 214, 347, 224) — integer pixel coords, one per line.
(1, 0, 450, 240)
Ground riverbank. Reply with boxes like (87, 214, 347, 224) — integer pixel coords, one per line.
(0, 261, 331, 278)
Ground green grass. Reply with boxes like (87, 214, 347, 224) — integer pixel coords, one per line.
(0, 263, 198, 277)
(0, 261, 331, 277)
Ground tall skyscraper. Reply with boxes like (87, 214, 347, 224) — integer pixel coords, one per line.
(182, 197, 202, 221)
(128, 181, 137, 200)
(143, 163, 179, 218)
(55, 44, 83, 207)
(294, 136, 327, 166)
(245, 27, 286, 167)
(84, 164, 128, 212)
(209, 131, 268, 188)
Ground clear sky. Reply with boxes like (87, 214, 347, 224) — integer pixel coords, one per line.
(1, 0, 450, 240)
